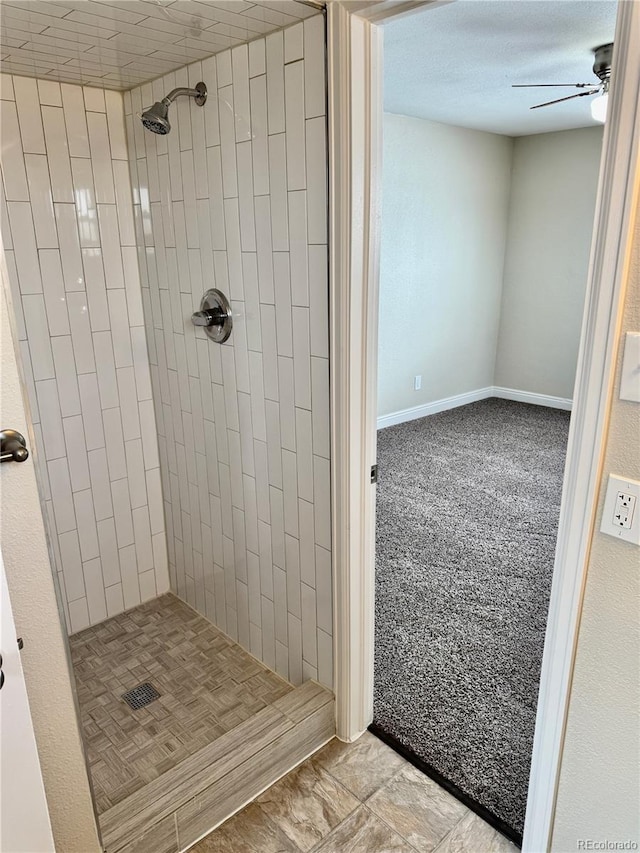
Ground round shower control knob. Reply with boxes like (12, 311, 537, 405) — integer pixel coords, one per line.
(191, 289, 232, 343)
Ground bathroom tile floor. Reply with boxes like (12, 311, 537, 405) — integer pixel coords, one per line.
(190, 732, 520, 853)
(69, 593, 292, 813)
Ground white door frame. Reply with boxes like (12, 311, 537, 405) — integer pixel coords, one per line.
(327, 2, 640, 851)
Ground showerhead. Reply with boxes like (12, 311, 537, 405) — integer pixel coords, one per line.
(140, 99, 171, 135)
(140, 81, 207, 135)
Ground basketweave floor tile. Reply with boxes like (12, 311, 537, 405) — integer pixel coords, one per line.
(69, 593, 293, 813)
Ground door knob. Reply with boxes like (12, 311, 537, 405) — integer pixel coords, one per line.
(0, 429, 29, 463)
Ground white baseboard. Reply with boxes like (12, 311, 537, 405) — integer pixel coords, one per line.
(377, 386, 572, 429)
(376, 387, 493, 429)
(492, 386, 573, 411)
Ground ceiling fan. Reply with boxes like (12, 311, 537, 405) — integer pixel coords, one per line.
(512, 43, 613, 119)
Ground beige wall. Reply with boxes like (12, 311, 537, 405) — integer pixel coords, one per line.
(552, 198, 640, 849)
(495, 127, 604, 399)
(378, 121, 603, 418)
(378, 113, 513, 417)
(0, 279, 101, 852)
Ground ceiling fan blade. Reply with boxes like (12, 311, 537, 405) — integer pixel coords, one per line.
(512, 83, 597, 89)
(530, 89, 599, 109)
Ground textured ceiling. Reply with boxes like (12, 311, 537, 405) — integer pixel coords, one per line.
(0, 0, 319, 90)
(383, 0, 618, 136)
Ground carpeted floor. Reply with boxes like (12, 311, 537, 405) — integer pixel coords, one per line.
(373, 398, 570, 841)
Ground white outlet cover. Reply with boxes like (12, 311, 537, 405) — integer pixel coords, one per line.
(600, 474, 640, 545)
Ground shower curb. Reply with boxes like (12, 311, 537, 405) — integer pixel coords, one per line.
(99, 681, 335, 853)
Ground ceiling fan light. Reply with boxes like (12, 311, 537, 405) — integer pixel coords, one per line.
(591, 92, 608, 123)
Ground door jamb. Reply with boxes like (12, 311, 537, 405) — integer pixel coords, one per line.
(327, 3, 640, 852)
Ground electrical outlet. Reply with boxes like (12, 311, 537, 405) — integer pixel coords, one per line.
(601, 474, 640, 544)
(414, 375, 422, 391)
(613, 491, 636, 529)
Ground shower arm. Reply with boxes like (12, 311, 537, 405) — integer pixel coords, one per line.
(163, 87, 200, 104)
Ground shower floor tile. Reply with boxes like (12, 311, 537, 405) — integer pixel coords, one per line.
(69, 593, 293, 814)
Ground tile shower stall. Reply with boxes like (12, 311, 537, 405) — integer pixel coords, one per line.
(0, 7, 333, 850)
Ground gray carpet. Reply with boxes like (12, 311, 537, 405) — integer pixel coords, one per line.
(373, 398, 570, 838)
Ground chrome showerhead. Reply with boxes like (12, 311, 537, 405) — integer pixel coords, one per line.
(140, 99, 171, 135)
(140, 81, 207, 135)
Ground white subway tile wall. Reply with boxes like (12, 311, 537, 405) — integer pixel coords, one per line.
(126, 15, 332, 688)
(1, 76, 169, 634)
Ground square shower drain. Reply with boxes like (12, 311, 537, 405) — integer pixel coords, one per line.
(122, 682, 161, 710)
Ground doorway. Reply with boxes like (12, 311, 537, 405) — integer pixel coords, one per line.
(327, 1, 640, 851)
(371, 3, 611, 842)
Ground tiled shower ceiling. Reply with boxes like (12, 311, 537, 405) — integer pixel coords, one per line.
(0, 0, 320, 90)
